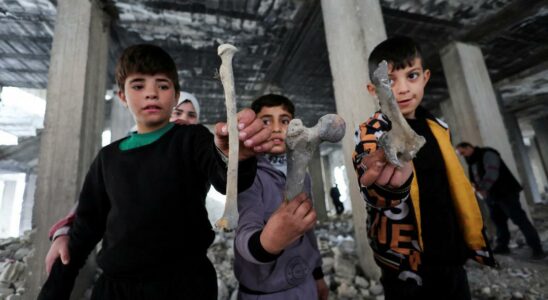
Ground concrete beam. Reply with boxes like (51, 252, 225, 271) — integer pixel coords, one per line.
(321, 0, 385, 280)
(25, 0, 112, 298)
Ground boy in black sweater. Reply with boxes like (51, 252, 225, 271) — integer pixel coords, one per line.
(353, 36, 495, 299)
(38, 44, 272, 300)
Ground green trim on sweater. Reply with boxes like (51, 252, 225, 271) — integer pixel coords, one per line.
(119, 123, 174, 151)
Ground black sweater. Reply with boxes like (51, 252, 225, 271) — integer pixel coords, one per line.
(41, 124, 256, 298)
(407, 109, 467, 266)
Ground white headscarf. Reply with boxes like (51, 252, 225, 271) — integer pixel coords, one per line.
(177, 91, 200, 121)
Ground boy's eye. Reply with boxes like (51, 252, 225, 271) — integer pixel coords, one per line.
(281, 118, 291, 125)
(159, 85, 171, 90)
(408, 72, 419, 80)
(131, 85, 143, 90)
(261, 118, 271, 126)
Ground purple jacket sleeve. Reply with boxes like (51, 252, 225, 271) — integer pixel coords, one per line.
(234, 176, 280, 265)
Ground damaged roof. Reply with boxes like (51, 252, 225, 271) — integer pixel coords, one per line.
(1, 0, 547, 125)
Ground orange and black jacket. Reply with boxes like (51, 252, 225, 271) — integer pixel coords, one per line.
(352, 109, 496, 277)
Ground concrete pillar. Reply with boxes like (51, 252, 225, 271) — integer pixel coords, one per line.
(503, 112, 542, 204)
(532, 117, 548, 181)
(321, 152, 334, 213)
(440, 42, 532, 215)
(0, 180, 17, 238)
(110, 92, 135, 141)
(19, 173, 36, 234)
(26, 0, 111, 298)
(529, 138, 548, 194)
(321, 0, 385, 279)
(309, 149, 327, 223)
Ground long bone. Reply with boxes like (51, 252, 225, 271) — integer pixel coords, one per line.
(372, 60, 425, 167)
(215, 44, 239, 231)
(285, 114, 346, 201)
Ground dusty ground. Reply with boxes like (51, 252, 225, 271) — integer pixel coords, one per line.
(466, 201, 548, 300)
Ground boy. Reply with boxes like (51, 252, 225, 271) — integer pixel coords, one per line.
(234, 94, 328, 299)
(44, 91, 202, 274)
(38, 44, 272, 300)
(352, 36, 495, 299)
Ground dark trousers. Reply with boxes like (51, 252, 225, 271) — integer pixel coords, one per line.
(486, 192, 542, 251)
(40, 255, 217, 300)
(332, 199, 344, 215)
(381, 265, 471, 300)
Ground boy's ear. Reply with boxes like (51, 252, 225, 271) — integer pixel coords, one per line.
(117, 90, 128, 107)
(366, 83, 376, 96)
(423, 69, 431, 84)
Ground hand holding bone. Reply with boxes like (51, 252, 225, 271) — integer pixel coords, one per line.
(214, 109, 273, 160)
(260, 192, 317, 255)
(358, 148, 413, 188)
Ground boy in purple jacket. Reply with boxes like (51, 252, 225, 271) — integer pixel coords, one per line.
(234, 94, 328, 300)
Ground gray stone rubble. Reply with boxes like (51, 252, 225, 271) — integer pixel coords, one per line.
(1, 204, 547, 299)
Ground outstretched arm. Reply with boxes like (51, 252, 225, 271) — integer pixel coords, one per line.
(353, 112, 413, 209)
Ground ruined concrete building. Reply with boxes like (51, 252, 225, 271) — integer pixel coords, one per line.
(0, 0, 547, 299)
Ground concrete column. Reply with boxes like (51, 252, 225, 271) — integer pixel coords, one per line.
(529, 138, 548, 194)
(532, 117, 548, 181)
(0, 180, 17, 238)
(321, 152, 334, 213)
(440, 42, 532, 215)
(321, 0, 385, 279)
(19, 173, 36, 234)
(309, 149, 328, 223)
(110, 92, 135, 141)
(26, 0, 111, 298)
(503, 112, 542, 204)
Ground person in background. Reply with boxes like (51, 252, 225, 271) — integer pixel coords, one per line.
(456, 142, 545, 259)
(329, 184, 344, 215)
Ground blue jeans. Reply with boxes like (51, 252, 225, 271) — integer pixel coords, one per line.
(486, 192, 542, 251)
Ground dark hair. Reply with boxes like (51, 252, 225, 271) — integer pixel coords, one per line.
(251, 94, 295, 117)
(368, 36, 425, 81)
(115, 44, 180, 93)
(456, 142, 474, 148)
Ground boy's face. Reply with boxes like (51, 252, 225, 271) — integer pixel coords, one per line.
(257, 105, 292, 155)
(367, 57, 430, 119)
(118, 73, 179, 133)
(170, 101, 198, 125)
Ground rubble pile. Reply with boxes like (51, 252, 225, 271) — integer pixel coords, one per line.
(1, 203, 547, 300)
(0, 230, 32, 300)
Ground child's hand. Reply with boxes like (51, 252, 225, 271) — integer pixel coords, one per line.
(259, 193, 316, 254)
(214, 108, 273, 160)
(45, 235, 70, 274)
(359, 149, 412, 189)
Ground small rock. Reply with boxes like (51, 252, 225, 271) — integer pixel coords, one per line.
(370, 282, 383, 296)
(354, 276, 369, 289)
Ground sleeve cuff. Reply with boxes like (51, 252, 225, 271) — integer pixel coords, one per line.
(248, 230, 283, 263)
(371, 172, 413, 199)
(313, 267, 325, 280)
(215, 146, 229, 164)
(51, 226, 70, 241)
